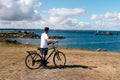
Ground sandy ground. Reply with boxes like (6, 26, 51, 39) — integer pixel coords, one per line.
(0, 44, 120, 80)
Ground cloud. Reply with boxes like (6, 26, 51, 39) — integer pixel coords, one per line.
(90, 14, 100, 20)
(46, 8, 88, 29)
(61, 18, 79, 27)
(79, 21, 90, 27)
(90, 12, 120, 30)
(91, 12, 120, 21)
(0, 20, 48, 29)
(48, 8, 85, 24)
(0, 0, 42, 21)
(1, 1, 120, 30)
(0, 1, 89, 30)
(49, 8, 85, 16)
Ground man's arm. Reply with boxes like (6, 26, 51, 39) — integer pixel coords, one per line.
(46, 39, 57, 43)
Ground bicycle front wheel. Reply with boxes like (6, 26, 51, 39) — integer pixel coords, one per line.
(25, 53, 41, 70)
(53, 51, 66, 68)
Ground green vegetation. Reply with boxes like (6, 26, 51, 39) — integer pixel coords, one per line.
(0, 30, 40, 39)
(0, 30, 65, 39)
(0, 38, 19, 44)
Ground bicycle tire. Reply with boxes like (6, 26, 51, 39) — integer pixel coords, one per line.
(53, 51, 66, 68)
(25, 53, 41, 70)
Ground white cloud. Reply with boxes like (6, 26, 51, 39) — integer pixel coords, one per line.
(0, 0, 48, 29)
(0, 1, 120, 30)
(91, 14, 100, 20)
(61, 18, 79, 27)
(48, 8, 85, 24)
(0, 1, 90, 30)
(0, 20, 48, 29)
(49, 8, 85, 16)
(60, 18, 91, 29)
(118, 13, 120, 19)
(91, 12, 120, 21)
(90, 12, 120, 30)
(46, 8, 88, 30)
(0, 0, 42, 21)
(79, 22, 90, 27)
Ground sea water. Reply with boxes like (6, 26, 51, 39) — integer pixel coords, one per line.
(1, 29, 120, 52)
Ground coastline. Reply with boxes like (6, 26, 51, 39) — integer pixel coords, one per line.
(1, 38, 120, 53)
(0, 29, 120, 52)
(0, 42, 120, 80)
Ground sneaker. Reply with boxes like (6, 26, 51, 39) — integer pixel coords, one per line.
(43, 61, 49, 67)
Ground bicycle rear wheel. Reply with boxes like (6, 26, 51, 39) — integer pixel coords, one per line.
(25, 53, 41, 70)
(53, 51, 66, 68)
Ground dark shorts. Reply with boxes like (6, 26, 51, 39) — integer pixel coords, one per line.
(40, 48, 48, 55)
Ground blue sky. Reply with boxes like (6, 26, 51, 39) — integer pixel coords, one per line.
(0, 0, 120, 30)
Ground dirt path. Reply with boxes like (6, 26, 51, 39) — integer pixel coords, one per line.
(0, 45, 120, 80)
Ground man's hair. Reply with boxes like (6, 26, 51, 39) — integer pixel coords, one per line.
(44, 27, 49, 32)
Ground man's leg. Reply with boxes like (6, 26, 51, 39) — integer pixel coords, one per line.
(43, 49, 48, 67)
(43, 54, 46, 61)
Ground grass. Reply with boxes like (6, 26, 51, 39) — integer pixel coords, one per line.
(0, 41, 120, 80)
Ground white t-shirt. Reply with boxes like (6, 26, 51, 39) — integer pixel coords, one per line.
(40, 32, 48, 48)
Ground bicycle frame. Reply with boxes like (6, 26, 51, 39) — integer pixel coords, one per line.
(25, 42, 66, 69)
(46, 48, 57, 61)
(39, 45, 58, 62)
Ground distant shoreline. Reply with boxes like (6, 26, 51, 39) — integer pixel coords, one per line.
(0, 38, 119, 53)
(0, 30, 65, 39)
(0, 29, 120, 52)
(0, 28, 120, 32)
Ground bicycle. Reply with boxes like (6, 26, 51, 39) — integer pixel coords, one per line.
(25, 42, 66, 70)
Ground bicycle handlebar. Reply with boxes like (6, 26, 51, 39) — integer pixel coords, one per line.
(48, 41, 59, 46)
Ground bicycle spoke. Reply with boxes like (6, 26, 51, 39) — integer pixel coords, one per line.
(53, 51, 66, 68)
(25, 53, 42, 69)
(56, 53, 61, 60)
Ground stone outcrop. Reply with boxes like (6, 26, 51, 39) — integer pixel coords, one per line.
(96, 48, 107, 52)
(49, 35, 65, 39)
(0, 30, 65, 39)
(0, 30, 40, 39)
(95, 31, 119, 36)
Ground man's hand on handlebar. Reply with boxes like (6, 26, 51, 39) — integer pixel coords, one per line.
(54, 40, 58, 43)
(47, 40, 58, 45)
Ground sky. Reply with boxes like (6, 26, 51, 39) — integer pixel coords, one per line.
(0, 0, 120, 30)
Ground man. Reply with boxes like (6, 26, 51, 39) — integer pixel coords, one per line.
(40, 27, 57, 66)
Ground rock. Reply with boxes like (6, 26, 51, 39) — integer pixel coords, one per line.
(96, 48, 107, 52)
(0, 31, 41, 39)
(95, 31, 119, 36)
(102, 32, 113, 35)
(49, 35, 65, 39)
(25, 42, 29, 45)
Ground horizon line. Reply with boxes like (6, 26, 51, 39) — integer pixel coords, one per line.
(0, 28, 120, 31)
